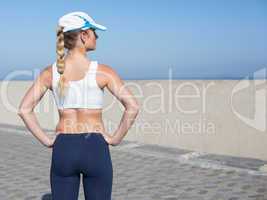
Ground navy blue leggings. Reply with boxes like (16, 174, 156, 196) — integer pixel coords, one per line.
(50, 132, 113, 200)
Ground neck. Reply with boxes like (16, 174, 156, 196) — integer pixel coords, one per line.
(65, 47, 87, 60)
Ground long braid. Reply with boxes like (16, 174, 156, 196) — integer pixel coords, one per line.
(56, 25, 68, 98)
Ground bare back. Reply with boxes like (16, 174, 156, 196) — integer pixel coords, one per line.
(47, 61, 109, 134)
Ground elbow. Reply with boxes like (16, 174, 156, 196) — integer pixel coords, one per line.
(17, 107, 31, 117)
(17, 109, 25, 117)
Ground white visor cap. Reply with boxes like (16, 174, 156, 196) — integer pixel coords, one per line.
(58, 11, 107, 33)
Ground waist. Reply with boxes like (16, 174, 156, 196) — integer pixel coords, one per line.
(56, 116, 105, 134)
(56, 132, 103, 137)
(56, 113, 104, 129)
(56, 132, 103, 136)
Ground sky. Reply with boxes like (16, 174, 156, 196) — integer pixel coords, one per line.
(0, 0, 266, 80)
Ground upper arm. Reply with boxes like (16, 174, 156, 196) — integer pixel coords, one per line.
(18, 65, 52, 114)
(100, 64, 140, 110)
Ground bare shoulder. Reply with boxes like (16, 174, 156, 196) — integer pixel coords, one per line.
(98, 63, 118, 76)
(37, 64, 53, 90)
(98, 63, 124, 86)
(42, 65, 52, 75)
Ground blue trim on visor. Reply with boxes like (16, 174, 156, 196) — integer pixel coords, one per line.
(64, 14, 101, 32)
(73, 15, 92, 30)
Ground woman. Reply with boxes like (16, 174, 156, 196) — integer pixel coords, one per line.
(18, 11, 140, 200)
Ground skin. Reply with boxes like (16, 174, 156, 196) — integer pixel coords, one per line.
(18, 28, 140, 148)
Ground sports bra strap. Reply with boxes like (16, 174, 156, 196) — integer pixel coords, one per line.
(88, 61, 98, 73)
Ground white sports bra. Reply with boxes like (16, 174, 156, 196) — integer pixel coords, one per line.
(51, 60, 104, 110)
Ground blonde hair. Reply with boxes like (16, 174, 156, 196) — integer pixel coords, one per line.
(56, 25, 80, 98)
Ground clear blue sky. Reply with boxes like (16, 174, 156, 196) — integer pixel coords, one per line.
(0, 0, 266, 80)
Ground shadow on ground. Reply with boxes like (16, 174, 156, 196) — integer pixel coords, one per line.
(41, 193, 52, 200)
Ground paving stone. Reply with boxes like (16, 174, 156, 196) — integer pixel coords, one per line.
(200, 154, 267, 171)
(0, 124, 267, 200)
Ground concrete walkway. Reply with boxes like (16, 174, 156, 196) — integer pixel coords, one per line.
(0, 123, 267, 200)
